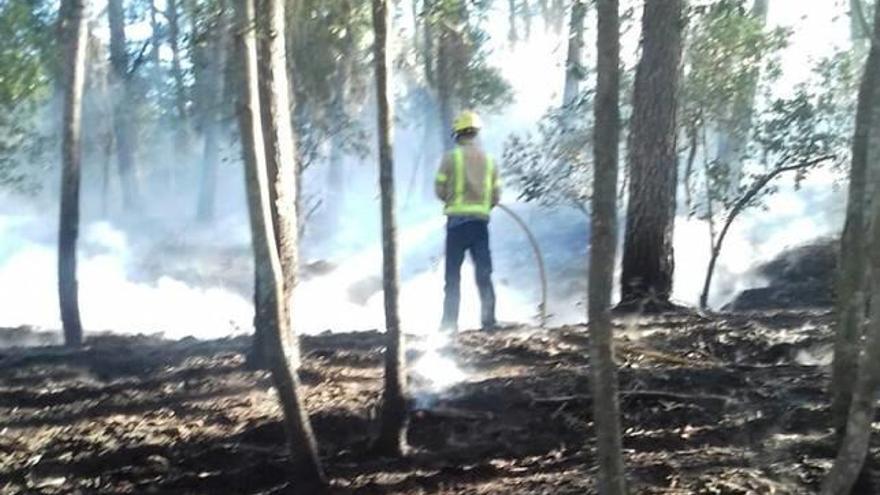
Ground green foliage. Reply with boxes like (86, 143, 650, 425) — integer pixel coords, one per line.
(680, 0, 788, 135)
(287, 0, 373, 168)
(419, 0, 513, 113)
(502, 95, 593, 211)
(0, 0, 58, 195)
(0, 0, 56, 109)
(697, 87, 848, 220)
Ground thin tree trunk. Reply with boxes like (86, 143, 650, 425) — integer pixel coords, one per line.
(831, 0, 880, 433)
(232, 0, 325, 484)
(699, 157, 830, 310)
(256, 0, 299, 366)
(508, 0, 519, 44)
(589, 0, 627, 492)
(195, 2, 228, 223)
(562, 0, 586, 107)
(107, 0, 141, 211)
(167, 0, 187, 121)
(852, 0, 868, 54)
(423, 0, 435, 85)
(413, 0, 422, 51)
(715, 0, 768, 196)
(436, 26, 454, 150)
(821, 174, 880, 493)
(683, 122, 698, 214)
(619, 0, 684, 311)
(523, 0, 532, 39)
(58, 0, 88, 348)
(149, 0, 161, 68)
(167, 0, 189, 179)
(371, 0, 408, 457)
(326, 3, 354, 226)
(551, 0, 565, 33)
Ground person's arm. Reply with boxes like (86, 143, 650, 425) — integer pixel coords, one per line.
(491, 162, 501, 207)
(435, 154, 451, 200)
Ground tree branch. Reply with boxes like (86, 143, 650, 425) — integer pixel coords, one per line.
(852, 0, 878, 47)
(127, 40, 152, 79)
(699, 154, 835, 308)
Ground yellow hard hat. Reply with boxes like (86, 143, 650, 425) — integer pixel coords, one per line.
(452, 110, 483, 134)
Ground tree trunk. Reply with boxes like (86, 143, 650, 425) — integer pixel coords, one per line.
(852, 0, 868, 54)
(107, 0, 141, 212)
(830, 0, 880, 434)
(523, 0, 533, 39)
(821, 171, 880, 494)
(326, 4, 355, 227)
(619, 0, 684, 311)
(508, 0, 519, 44)
(699, 158, 830, 310)
(714, 0, 768, 195)
(589, 0, 627, 492)
(371, 0, 409, 457)
(423, 0, 435, 85)
(167, 0, 187, 122)
(562, 0, 586, 107)
(58, 0, 88, 349)
(195, 1, 229, 223)
(436, 26, 454, 150)
(255, 0, 299, 367)
(232, 0, 325, 484)
(149, 0, 161, 68)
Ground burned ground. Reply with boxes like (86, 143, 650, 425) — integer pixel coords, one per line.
(0, 311, 873, 494)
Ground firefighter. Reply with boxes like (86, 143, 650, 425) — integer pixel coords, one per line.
(435, 110, 500, 331)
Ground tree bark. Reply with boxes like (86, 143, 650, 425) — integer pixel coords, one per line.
(562, 0, 587, 107)
(195, 1, 229, 223)
(619, 0, 684, 311)
(851, 0, 868, 54)
(58, 0, 88, 348)
(256, 0, 299, 367)
(422, 0, 435, 85)
(326, 2, 355, 227)
(714, 0, 769, 196)
(507, 0, 519, 44)
(821, 164, 880, 494)
(589, 0, 627, 492)
(167, 0, 187, 122)
(436, 25, 455, 150)
(149, 0, 161, 68)
(232, 0, 325, 484)
(371, 0, 409, 457)
(831, 0, 880, 434)
(107, 0, 141, 212)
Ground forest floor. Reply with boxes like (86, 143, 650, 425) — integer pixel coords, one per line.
(1, 310, 876, 494)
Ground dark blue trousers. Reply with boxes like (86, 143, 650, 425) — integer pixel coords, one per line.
(441, 220, 496, 330)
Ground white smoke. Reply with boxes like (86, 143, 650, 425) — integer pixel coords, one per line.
(0, 0, 854, 348)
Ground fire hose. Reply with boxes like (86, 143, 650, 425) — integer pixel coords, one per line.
(497, 204, 548, 327)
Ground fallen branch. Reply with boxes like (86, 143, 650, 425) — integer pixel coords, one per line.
(530, 390, 733, 407)
(617, 342, 715, 367)
(413, 406, 495, 421)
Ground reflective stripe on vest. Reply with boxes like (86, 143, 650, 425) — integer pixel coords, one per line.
(445, 147, 494, 217)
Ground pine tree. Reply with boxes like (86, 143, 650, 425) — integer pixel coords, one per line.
(619, 0, 685, 312)
(58, 0, 88, 348)
(233, 0, 325, 483)
(371, 0, 409, 457)
(588, 0, 627, 492)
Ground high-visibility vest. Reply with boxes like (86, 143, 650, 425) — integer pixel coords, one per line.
(436, 146, 496, 218)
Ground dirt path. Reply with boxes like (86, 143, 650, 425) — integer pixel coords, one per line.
(0, 311, 872, 494)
